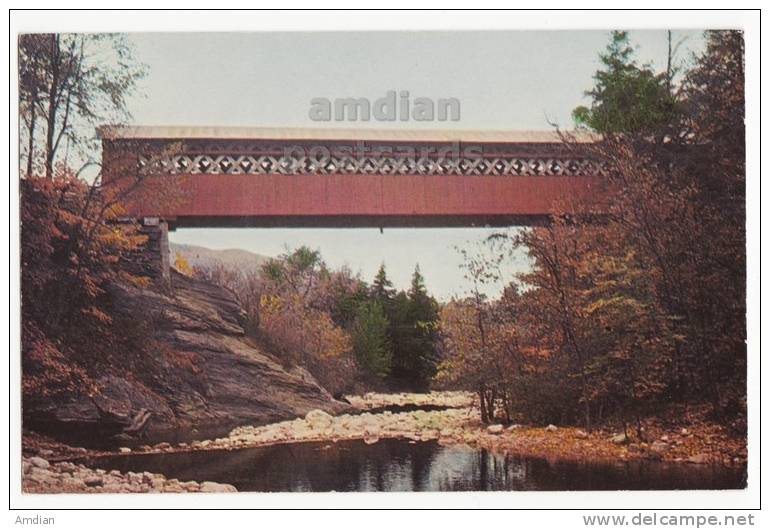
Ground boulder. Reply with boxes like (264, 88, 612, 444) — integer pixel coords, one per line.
(545, 424, 558, 432)
(29, 457, 50, 469)
(575, 430, 589, 439)
(611, 433, 628, 445)
(199, 481, 237, 493)
(486, 424, 504, 434)
(84, 475, 104, 487)
(119, 447, 132, 454)
(305, 409, 334, 429)
(62, 477, 85, 488)
(687, 454, 710, 464)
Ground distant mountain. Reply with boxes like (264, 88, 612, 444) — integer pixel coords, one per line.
(170, 243, 270, 272)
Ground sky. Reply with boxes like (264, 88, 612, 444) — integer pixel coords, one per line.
(122, 30, 706, 300)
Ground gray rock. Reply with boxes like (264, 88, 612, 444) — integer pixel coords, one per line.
(486, 424, 504, 434)
(29, 457, 50, 469)
(62, 477, 85, 488)
(305, 409, 334, 429)
(687, 454, 710, 464)
(611, 433, 628, 444)
(545, 424, 558, 432)
(84, 475, 104, 487)
(23, 270, 350, 437)
(199, 481, 237, 493)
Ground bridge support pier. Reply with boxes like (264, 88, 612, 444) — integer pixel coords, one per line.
(123, 217, 170, 288)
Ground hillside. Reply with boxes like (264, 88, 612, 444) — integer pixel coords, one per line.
(170, 242, 270, 272)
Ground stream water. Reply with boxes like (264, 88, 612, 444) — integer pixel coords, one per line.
(85, 438, 746, 492)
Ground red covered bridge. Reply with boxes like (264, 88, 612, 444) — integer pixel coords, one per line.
(100, 126, 605, 229)
(100, 126, 605, 282)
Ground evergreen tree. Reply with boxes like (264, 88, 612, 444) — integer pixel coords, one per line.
(351, 300, 392, 379)
(572, 31, 677, 135)
(389, 265, 440, 390)
(371, 263, 395, 302)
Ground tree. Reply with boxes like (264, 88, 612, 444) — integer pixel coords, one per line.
(21, 174, 151, 400)
(438, 30, 746, 428)
(351, 300, 392, 379)
(388, 265, 440, 390)
(371, 263, 395, 303)
(18, 33, 146, 178)
(173, 252, 193, 276)
(572, 31, 678, 136)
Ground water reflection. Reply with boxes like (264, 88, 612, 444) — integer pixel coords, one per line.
(86, 438, 747, 492)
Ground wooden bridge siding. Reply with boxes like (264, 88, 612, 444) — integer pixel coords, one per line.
(135, 172, 599, 223)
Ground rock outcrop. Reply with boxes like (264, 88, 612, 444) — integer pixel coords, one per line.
(24, 270, 349, 445)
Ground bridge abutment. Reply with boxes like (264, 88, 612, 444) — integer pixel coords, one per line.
(122, 218, 170, 288)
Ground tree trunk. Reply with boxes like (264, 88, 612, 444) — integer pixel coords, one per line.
(26, 100, 37, 176)
(478, 388, 488, 424)
(44, 34, 60, 179)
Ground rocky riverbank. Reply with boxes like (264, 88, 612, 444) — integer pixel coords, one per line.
(22, 455, 236, 493)
(22, 392, 746, 492)
(31, 401, 744, 466)
(346, 391, 475, 410)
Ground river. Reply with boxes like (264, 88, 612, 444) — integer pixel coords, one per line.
(84, 437, 746, 492)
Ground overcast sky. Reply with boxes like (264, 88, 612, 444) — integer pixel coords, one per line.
(123, 30, 706, 300)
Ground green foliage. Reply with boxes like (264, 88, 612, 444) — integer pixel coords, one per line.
(572, 31, 678, 135)
(351, 300, 392, 379)
(371, 263, 395, 302)
(388, 266, 440, 390)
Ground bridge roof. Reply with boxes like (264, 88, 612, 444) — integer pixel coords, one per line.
(98, 126, 598, 144)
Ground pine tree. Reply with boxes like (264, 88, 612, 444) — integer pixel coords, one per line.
(371, 263, 395, 302)
(351, 300, 392, 379)
(572, 30, 677, 135)
(389, 265, 440, 390)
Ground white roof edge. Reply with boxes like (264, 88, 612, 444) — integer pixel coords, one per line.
(97, 125, 598, 143)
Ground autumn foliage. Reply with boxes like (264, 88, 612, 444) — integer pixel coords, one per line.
(438, 31, 746, 431)
(21, 174, 154, 401)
